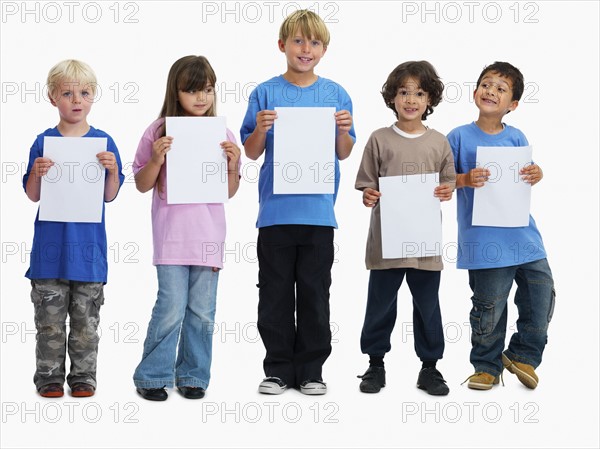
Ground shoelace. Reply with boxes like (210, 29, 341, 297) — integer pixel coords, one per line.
(461, 372, 504, 386)
(263, 377, 286, 387)
(303, 379, 326, 386)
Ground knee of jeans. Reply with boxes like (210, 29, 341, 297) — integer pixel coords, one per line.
(470, 300, 495, 336)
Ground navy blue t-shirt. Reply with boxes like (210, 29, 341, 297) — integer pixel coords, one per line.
(23, 126, 124, 282)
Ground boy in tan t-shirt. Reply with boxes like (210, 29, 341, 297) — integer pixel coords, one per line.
(355, 61, 455, 395)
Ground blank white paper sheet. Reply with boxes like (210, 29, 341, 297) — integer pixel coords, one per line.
(39, 136, 106, 223)
(472, 146, 533, 227)
(273, 107, 336, 194)
(379, 173, 442, 259)
(166, 116, 228, 204)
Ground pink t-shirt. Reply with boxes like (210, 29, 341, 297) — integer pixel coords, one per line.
(133, 118, 236, 268)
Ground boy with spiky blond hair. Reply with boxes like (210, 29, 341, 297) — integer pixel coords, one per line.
(241, 10, 355, 395)
(23, 59, 124, 398)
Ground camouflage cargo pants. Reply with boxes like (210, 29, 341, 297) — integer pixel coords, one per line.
(30, 279, 104, 390)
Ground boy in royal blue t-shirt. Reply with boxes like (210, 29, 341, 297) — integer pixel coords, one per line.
(23, 59, 124, 398)
(448, 61, 555, 391)
(240, 10, 355, 395)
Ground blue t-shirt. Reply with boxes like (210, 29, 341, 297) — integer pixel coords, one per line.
(240, 75, 356, 228)
(447, 122, 547, 269)
(23, 126, 125, 283)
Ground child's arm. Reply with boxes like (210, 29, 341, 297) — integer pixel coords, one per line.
(434, 139, 457, 201)
(335, 110, 354, 160)
(520, 163, 543, 186)
(434, 184, 453, 201)
(25, 157, 54, 202)
(455, 168, 491, 189)
(97, 151, 121, 201)
(222, 140, 241, 198)
(355, 133, 380, 207)
(243, 110, 277, 160)
(135, 136, 173, 193)
(362, 187, 381, 207)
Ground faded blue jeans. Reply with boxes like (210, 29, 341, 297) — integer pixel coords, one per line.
(468, 258, 555, 376)
(133, 265, 219, 389)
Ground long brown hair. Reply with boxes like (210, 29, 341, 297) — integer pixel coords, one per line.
(155, 55, 217, 196)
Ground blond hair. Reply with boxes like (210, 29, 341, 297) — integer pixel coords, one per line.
(279, 10, 330, 47)
(47, 59, 97, 99)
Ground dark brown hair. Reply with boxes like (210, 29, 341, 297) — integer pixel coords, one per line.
(381, 61, 444, 120)
(476, 61, 524, 102)
(155, 56, 217, 195)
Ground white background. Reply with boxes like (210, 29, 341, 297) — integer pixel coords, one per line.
(1, 1, 598, 448)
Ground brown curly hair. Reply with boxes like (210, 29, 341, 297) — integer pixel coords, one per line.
(381, 61, 444, 121)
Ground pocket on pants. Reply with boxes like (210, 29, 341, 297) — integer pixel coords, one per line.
(470, 303, 494, 335)
(547, 287, 556, 323)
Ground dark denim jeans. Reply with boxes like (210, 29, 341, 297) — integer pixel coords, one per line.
(468, 258, 555, 376)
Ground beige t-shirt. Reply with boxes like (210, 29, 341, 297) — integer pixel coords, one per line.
(355, 126, 456, 271)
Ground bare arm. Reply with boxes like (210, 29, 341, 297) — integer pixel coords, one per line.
(25, 157, 53, 202)
(135, 136, 172, 193)
(334, 110, 354, 160)
(455, 168, 491, 189)
(221, 140, 241, 198)
(243, 110, 277, 160)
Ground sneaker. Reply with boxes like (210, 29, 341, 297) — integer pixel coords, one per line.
(258, 377, 287, 395)
(463, 372, 501, 390)
(502, 353, 538, 389)
(299, 379, 327, 395)
(38, 383, 64, 398)
(417, 367, 449, 396)
(357, 366, 386, 393)
(70, 382, 95, 397)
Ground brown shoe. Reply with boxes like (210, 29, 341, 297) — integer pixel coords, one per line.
(502, 353, 538, 389)
(39, 383, 64, 398)
(70, 383, 95, 397)
(463, 372, 501, 390)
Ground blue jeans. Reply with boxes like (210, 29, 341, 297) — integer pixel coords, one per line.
(133, 265, 219, 389)
(468, 258, 555, 376)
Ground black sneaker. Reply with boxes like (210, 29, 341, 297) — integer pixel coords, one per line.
(357, 366, 386, 393)
(417, 367, 449, 396)
(299, 379, 327, 395)
(258, 377, 287, 395)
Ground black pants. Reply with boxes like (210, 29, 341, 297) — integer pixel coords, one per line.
(360, 268, 444, 362)
(257, 225, 334, 388)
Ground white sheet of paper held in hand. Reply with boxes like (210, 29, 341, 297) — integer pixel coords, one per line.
(379, 173, 442, 259)
(273, 107, 336, 194)
(472, 145, 533, 227)
(166, 116, 228, 204)
(39, 136, 106, 223)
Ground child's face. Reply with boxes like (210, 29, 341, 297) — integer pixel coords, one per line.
(474, 72, 518, 117)
(393, 77, 429, 125)
(177, 85, 215, 116)
(278, 31, 327, 75)
(49, 79, 94, 126)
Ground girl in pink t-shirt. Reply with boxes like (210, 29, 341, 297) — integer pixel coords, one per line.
(132, 55, 241, 401)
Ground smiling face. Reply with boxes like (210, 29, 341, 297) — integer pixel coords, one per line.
(393, 77, 429, 128)
(474, 71, 518, 117)
(177, 85, 215, 116)
(49, 78, 94, 127)
(279, 32, 327, 76)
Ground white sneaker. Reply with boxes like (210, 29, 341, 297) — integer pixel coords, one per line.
(258, 377, 287, 395)
(300, 379, 327, 395)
